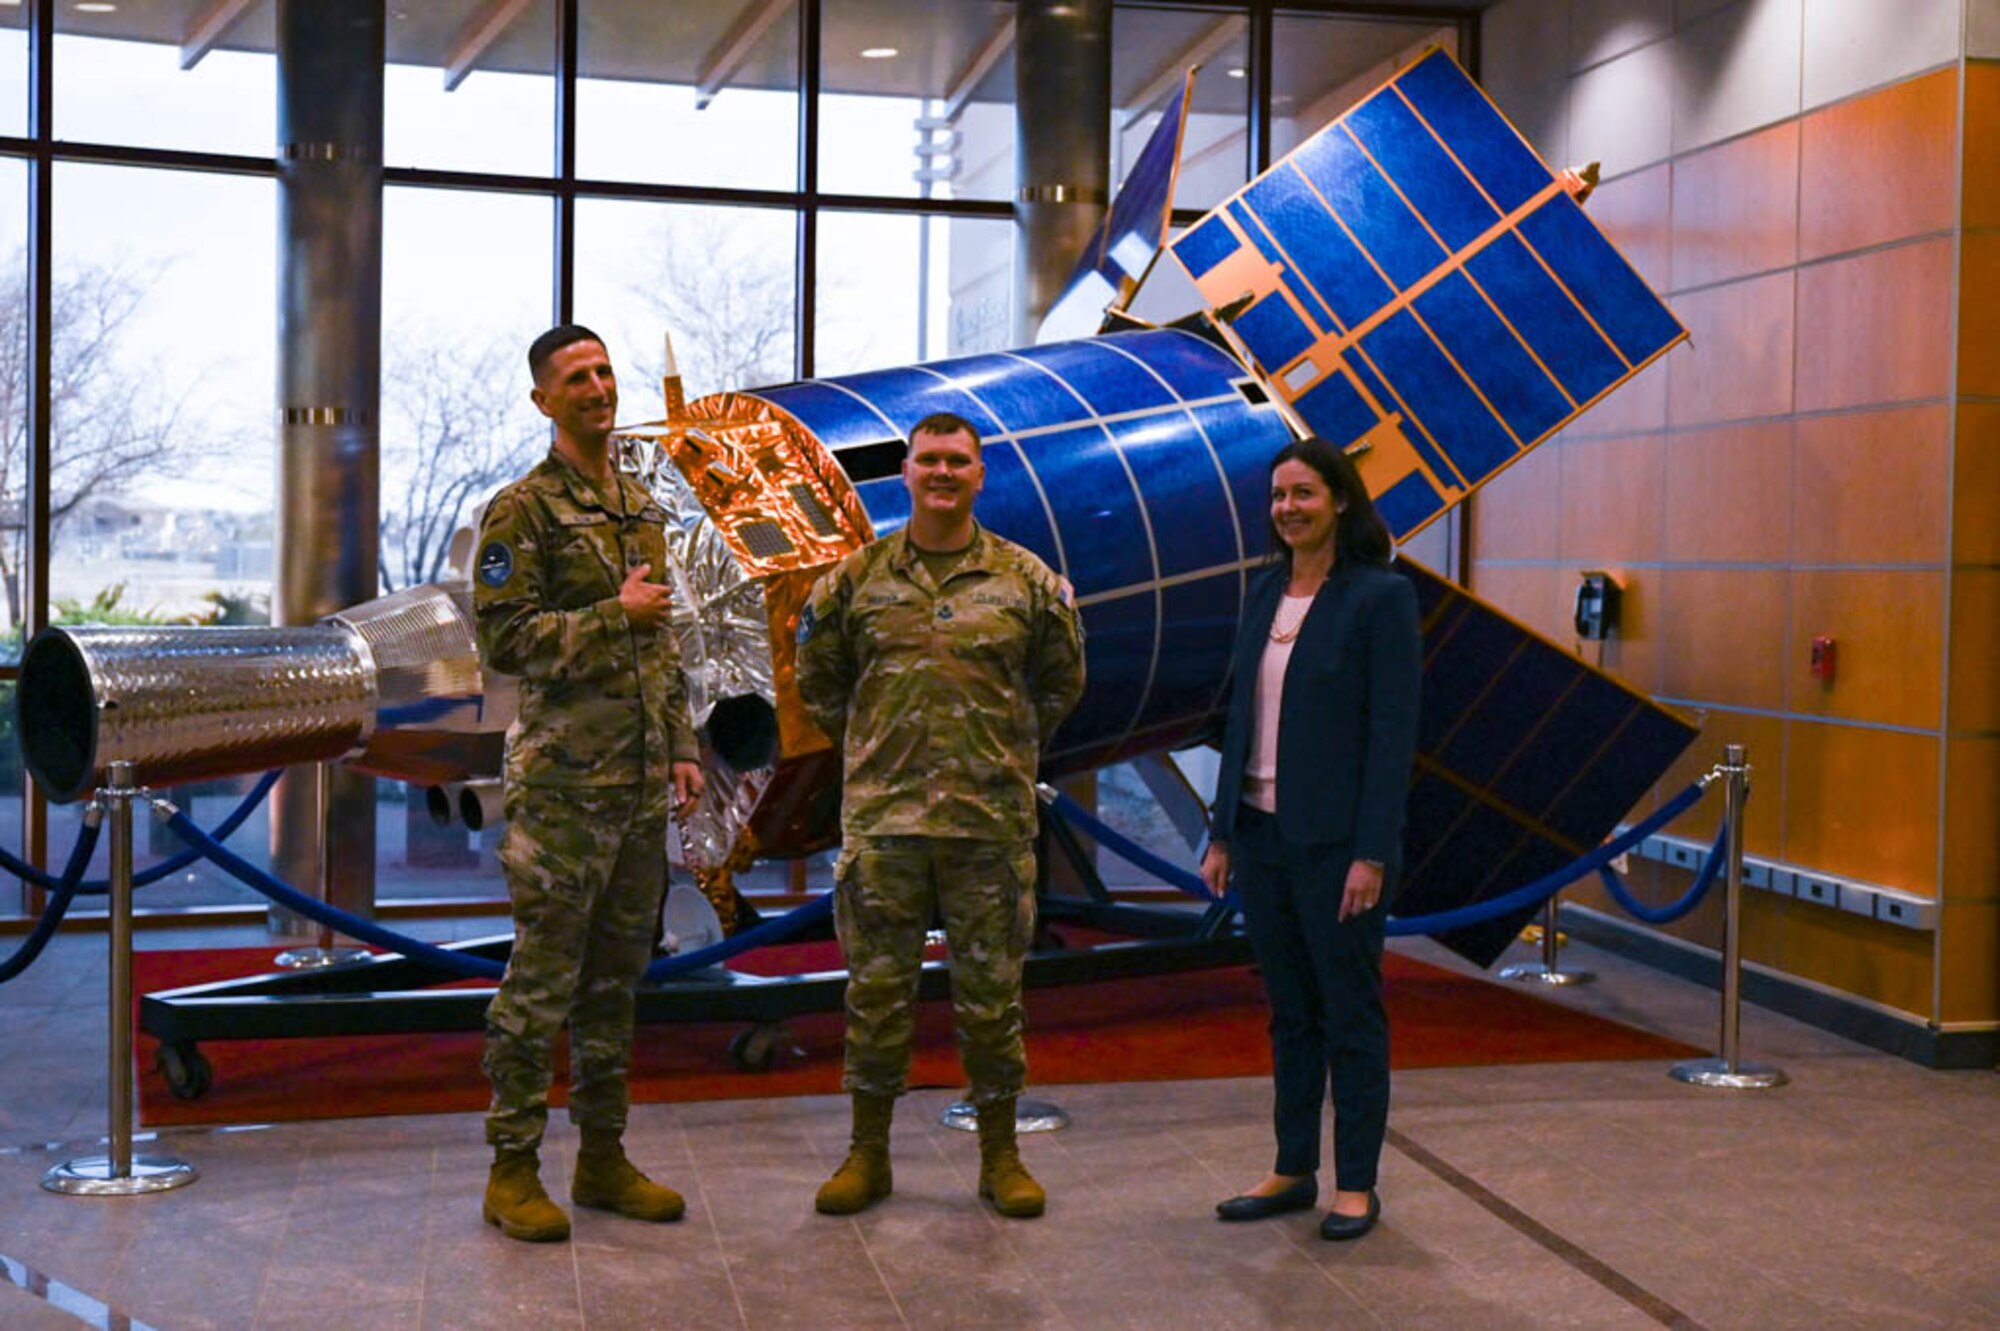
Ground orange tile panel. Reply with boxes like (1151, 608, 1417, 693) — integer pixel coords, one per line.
(1670, 120, 1799, 291)
(1949, 568, 2000, 733)
(1797, 238, 1955, 412)
(1586, 162, 1673, 292)
(1666, 271, 1797, 427)
(1791, 404, 1950, 565)
(1787, 569, 1945, 729)
(1738, 894, 1934, 1020)
(1799, 66, 1958, 262)
(1944, 738, 2000, 902)
(1955, 403, 2000, 565)
(1662, 420, 1794, 564)
(1464, 561, 1566, 644)
(1783, 717, 1939, 893)
(1468, 439, 1561, 563)
(1961, 61, 2000, 231)
(1957, 234, 2000, 399)
(1645, 706, 1784, 855)
(1567, 351, 1670, 440)
(1657, 567, 1789, 712)
(1939, 903, 2000, 1025)
(1558, 432, 1665, 564)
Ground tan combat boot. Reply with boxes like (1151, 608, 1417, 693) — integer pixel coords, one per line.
(483, 1148, 572, 1242)
(976, 1098, 1045, 1218)
(815, 1092, 896, 1214)
(572, 1131, 686, 1222)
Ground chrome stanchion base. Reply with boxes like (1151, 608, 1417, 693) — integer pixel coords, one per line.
(42, 1154, 199, 1196)
(1498, 962, 1595, 986)
(939, 1098, 1071, 1133)
(272, 946, 372, 970)
(1668, 1057, 1788, 1089)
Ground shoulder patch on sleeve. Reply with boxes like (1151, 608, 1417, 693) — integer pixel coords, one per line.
(477, 540, 515, 588)
(796, 600, 818, 644)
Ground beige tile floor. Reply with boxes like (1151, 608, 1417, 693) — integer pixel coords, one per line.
(0, 922, 1995, 1330)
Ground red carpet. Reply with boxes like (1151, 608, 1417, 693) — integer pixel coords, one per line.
(133, 938, 1699, 1127)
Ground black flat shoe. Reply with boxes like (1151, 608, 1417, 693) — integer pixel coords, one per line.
(1214, 1176, 1317, 1221)
(1318, 1190, 1380, 1241)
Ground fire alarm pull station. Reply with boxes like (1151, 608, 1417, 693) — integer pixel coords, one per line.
(1810, 634, 1836, 683)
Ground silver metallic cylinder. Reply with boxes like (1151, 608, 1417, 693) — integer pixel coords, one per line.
(275, 0, 385, 930)
(1719, 743, 1747, 1069)
(107, 763, 134, 1179)
(1013, 0, 1111, 342)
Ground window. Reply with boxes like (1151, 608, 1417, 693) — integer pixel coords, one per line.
(578, 0, 799, 191)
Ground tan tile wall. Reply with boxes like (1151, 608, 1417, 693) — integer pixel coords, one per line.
(1475, 0, 1995, 1024)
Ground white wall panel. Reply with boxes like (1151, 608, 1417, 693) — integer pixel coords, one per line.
(1569, 37, 1678, 176)
(1973, 0, 2000, 58)
(1672, 0, 1803, 155)
(1802, 0, 1960, 109)
(1570, 0, 1674, 72)
(1481, 0, 1574, 164)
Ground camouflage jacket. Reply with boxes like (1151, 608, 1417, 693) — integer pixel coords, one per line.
(796, 524, 1086, 842)
(473, 450, 699, 807)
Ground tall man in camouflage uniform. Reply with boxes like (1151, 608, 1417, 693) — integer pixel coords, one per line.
(473, 324, 706, 1243)
(796, 411, 1085, 1219)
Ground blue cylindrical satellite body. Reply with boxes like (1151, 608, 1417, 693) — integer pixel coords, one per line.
(745, 327, 1293, 773)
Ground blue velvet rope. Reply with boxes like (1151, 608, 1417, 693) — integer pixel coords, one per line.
(0, 769, 280, 894)
(1045, 780, 1714, 937)
(0, 816, 103, 984)
(1594, 819, 1729, 925)
(162, 803, 839, 984)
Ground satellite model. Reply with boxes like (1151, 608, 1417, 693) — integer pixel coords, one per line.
(21, 50, 1695, 976)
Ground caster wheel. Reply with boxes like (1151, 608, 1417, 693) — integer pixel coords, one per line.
(728, 1024, 778, 1073)
(156, 1042, 213, 1101)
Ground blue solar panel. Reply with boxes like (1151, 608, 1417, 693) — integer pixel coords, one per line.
(1174, 214, 1238, 280)
(1293, 370, 1378, 448)
(1464, 233, 1626, 402)
(1360, 310, 1518, 481)
(1243, 167, 1393, 331)
(1233, 293, 1317, 371)
(1106, 412, 1239, 577)
(1412, 271, 1572, 440)
(1169, 47, 1684, 541)
(1343, 89, 1497, 249)
(1017, 341, 1176, 416)
(1031, 423, 1155, 597)
(1518, 194, 1684, 364)
(1394, 51, 1553, 211)
(1290, 131, 1444, 290)
(975, 440, 1064, 573)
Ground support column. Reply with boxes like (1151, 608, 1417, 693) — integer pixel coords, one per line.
(272, 0, 384, 931)
(1012, 0, 1111, 343)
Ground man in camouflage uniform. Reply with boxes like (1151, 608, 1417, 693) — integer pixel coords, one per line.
(473, 324, 706, 1243)
(796, 411, 1085, 1219)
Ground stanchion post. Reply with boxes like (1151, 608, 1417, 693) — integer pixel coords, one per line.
(1670, 744, 1786, 1090)
(43, 762, 199, 1196)
(1499, 892, 1594, 986)
(274, 760, 370, 970)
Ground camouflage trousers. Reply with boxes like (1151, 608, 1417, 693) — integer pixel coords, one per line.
(484, 784, 668, 1152)
(835, 835, 1037, 1107)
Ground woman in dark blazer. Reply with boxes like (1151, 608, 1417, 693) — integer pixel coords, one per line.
(1199, 435, 1421, 1241)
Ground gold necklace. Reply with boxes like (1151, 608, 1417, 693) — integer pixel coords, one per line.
(1268, 595, 1313, 644)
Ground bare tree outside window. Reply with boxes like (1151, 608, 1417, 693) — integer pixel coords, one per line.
(0, 251, 211, 635)
(623, 211, 798, 397)
(378, 334, 543, 593)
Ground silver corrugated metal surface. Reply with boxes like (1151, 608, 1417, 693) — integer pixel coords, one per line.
(19, 625, 373, 802)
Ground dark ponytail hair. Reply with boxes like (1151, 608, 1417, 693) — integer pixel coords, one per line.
(1267, 435, 1393, 570)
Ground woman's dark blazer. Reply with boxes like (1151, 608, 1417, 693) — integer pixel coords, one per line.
(1210, 560, 1423, 868)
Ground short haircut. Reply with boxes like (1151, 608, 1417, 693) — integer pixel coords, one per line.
(527, 324, 606, 383)
(909, 411, 981, 454)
